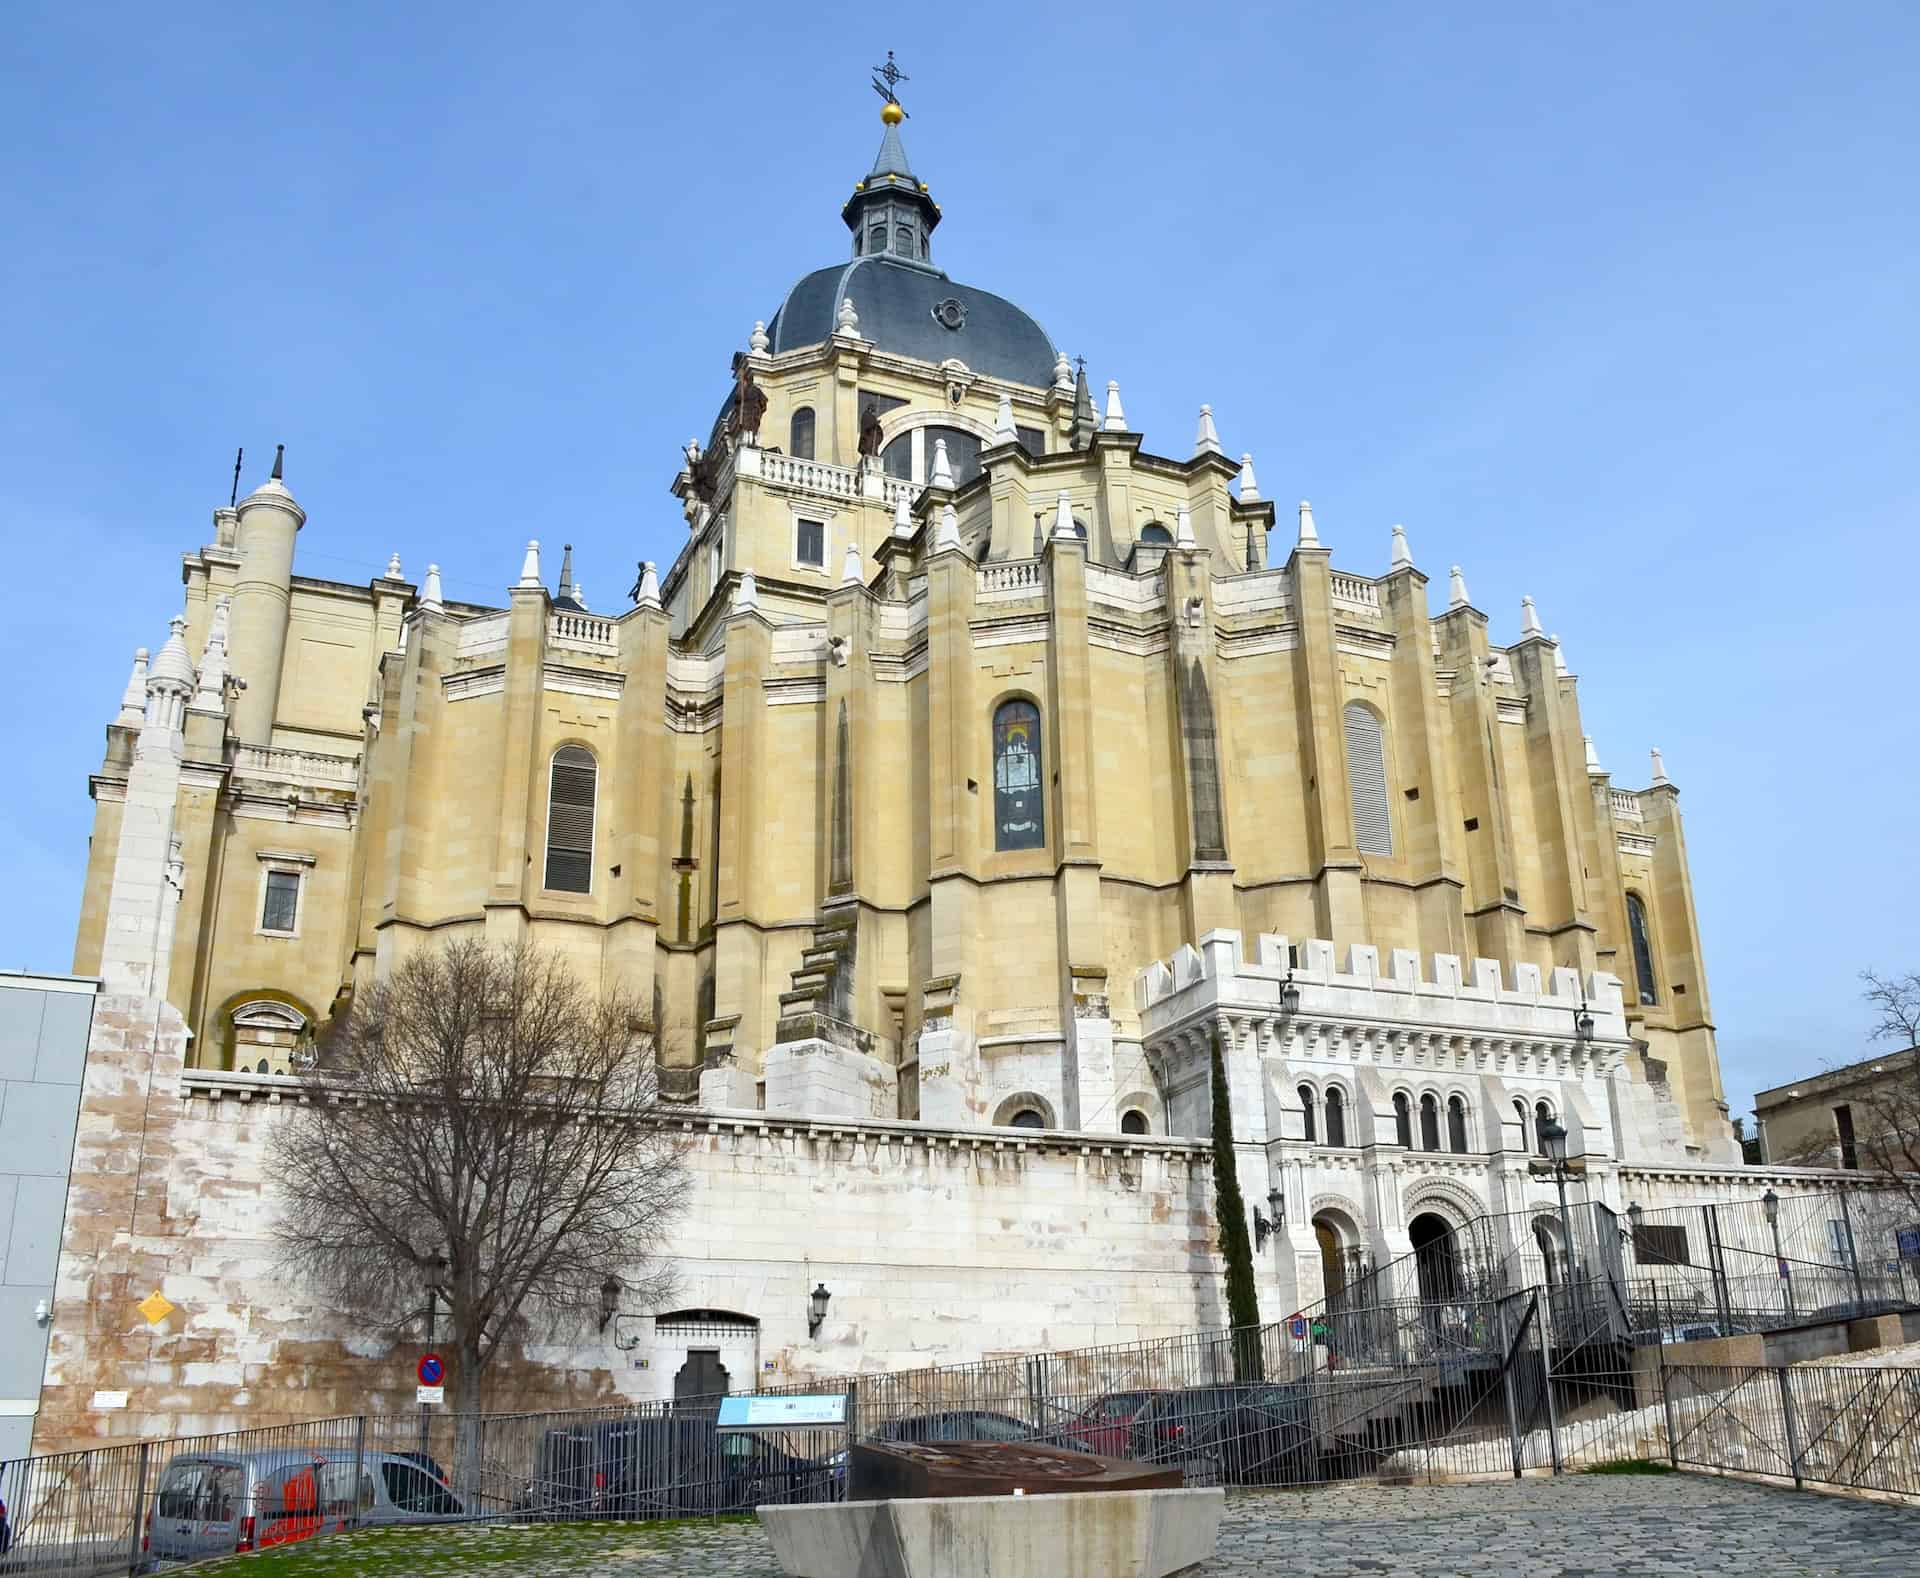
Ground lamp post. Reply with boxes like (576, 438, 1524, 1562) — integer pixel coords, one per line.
(420, 1251, 448, 1453)
(1763, 1188, 1795, 1321)
(598, 1275, 621, 1334)
(1539, 1120, 1580, 1287)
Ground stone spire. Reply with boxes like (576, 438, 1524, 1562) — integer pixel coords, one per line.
(1390, 524, 1413, 570)
(734, 570, 758, 613)
(1052, 351, 1074, 395)
(929, 437, 955, 489)
(556, 543, 579, 603)
(1052, 489, 1077, 541)
(1194, 404, 1222, 456)
(1296, 500, 1320, 549)
(1520, 595, 1544, 637)
(115, 648, 150, 728)
(519, 539, 542, 588)
(1585, 735, 1602, 773)
(937, 502, 962, 550)
(1448, 565, 1470, 610)
(842, 541, 864, 586)
(1238, 453, 1261, 503)
(1103, 380, 1127, 432)
(189, 598, 231, 714)
(635, 560, 661, 609)
(1552, 635, 1569, 677)
(142, 614, 197, 757)
(1175, 504, 1195, 548)
(421, 564, 444, 613)
(1650, 747, 1672, 787)
(892, 490, 914, 538)
(1070, 362, 1097, 450)
(994, 393, 1016, 443)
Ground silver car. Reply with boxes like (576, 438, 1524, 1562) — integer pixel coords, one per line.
(142, 1447, 467, 1568)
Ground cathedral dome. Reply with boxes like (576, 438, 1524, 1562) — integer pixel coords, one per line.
(765, 258, 1058, 389)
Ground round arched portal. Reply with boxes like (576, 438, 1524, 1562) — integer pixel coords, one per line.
(1408, 1212, 1462, 1303)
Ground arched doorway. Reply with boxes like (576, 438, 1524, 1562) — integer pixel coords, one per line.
(1315, 1219, 1346, 1300)
(1409, 1212, 1461, 1303)
(1533, 1216, 1564, 1286)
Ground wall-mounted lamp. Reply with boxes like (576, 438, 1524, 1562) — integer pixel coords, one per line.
(809, 1282, 832, 1337)
(598, 1275, 622, 1334)
(1279, 969, 1301, 1018)
(1254, 1187, 1286, 1251)
(1573, 998, 1595, 1044)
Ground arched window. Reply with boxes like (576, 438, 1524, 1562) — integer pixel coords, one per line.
(1008, 1108, 1045, 1130)
(1394, 1092, 1413, 1148)
(1626, 892, 1658, 1005)
(789, 406, 815, 461)
(544, 745, 597, 893)
(1447, 1095, 1469, 1154)
(868, 224, 886, 256)
(1343, 703, 1393, 856)
(1121, 1108, 1150, 1135)
(1513, 1098, 1529, 1149)
(1534, 1100, 1554, 1157)
(1298, 1084, 1318, 1144)
(1325, 1087, 1347, 1148)
(1419, 1093, 1441, 1151)
(1139, 522, 1173, 545)
(992, 699, 1044, 851)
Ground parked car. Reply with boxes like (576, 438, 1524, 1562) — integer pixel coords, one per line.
(1131, 1384, 1313, 1485)
(870, 1410, 1039, 1446)
(1060, 1391, 1159, 1458)
(141, 1448, 466, 1569)
(524, 1416, 833, 1518)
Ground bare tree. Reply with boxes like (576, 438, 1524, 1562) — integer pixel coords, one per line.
(271, 940, 688, 1448)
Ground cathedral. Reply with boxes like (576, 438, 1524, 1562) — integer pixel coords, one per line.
(44, 95, 1787, 1443)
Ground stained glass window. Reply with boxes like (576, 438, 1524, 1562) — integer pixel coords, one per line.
(992, 699, 1044, 851)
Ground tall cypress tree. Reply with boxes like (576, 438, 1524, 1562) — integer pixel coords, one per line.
(1210, 1028, 1265, 1382)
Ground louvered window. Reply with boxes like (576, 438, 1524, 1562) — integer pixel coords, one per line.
(1344, 703, 1393, 855)
(544, 746, 597, 893)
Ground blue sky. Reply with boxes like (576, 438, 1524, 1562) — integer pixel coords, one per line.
(3, 3, 1915, 1120)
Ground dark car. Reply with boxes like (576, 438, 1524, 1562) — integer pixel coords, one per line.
(525, 1415, 833, 1518)
(871, 1410, 1039, 1446)
(1131, 1384, 1313, 1485)
(1060, 1390, 1160, 1458)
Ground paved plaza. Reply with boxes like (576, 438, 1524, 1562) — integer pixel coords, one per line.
(237, 1473, 1920, 1576)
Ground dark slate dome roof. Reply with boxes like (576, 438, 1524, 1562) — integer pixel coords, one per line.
(766, 257, 1058, 390)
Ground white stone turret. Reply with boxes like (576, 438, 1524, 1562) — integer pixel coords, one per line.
(227, 445, 304, 744)
(937, 502, 962, 551)
(1448, 564, 1470, 610)
(188, 598, 231, 716)
(1650, 747, 1671, 787)
(842, 541, 864, 586)
(519, 539, 542, 588)
(1052, 490, 1077, 542)
(635, 560, 661, 609)
(1552, 635, 1569, 677)
(1052, 351, 1074, 394)
(750, 319, 771, 354)
(1520, 595, 1544, 637)
(420, 564, 444, 613)
(1103, 380, 1127, 432)
(1296, 500, 1320, 549)
(994, 393, 1016, 442)
(929, 438, 954, 489)
(1194, 404, 1221, 456)
(1585, 735, 1602, 773)
(1390, 524, 1413, 570)
(1237, 453, 1260, 503)
(835, 297, 862, 338)
(385, 553, 404, 581)
(115, 649, 150, 729)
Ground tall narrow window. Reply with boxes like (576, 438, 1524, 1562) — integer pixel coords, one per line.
(1835, 1104, 1859, 1170)
(1298, 1085, 1318, 1144)
(1325, 1087, 1347, 1147)
(1343, 703, 1393, 855)
(789, 407, 815, 461)
(1626, 893, 1658, 1005)
(1420, 1093, 1440, 1151)
(544, 746, 597, 893)
(1534, 1100, 1553, 1158)
(992, 700, 1044, 851)
(1394, 1092, 1413, 1148)
(261, 870, 300, 933)
(796, 517, 825, 567)
(1447, 1095, 1469, 1154)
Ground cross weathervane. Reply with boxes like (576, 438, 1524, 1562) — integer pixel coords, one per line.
(871, 50, 909, 114)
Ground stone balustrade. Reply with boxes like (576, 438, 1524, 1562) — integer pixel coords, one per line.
(1329, 571, 1382, 614)
(1610, 789, 1643, 822)
(549, 610, 618, 651)
(227, 743, 360, 790)
(976, 558, 1045, 598)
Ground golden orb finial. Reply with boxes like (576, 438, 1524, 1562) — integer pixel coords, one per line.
(880, 99, 904, 126)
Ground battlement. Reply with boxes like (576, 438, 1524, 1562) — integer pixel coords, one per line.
(1136, 929, 1628, 1045)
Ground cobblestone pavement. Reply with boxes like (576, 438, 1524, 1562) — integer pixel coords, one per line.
(246, 1474, 1920, 1575)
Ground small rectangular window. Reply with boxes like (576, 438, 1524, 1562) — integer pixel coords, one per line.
(1835, 1104, 1858, 1169)
(1015, 425, 1046, 458)
(262, 870, 300, 932)
(1631, 1224, 1690, 1266)
(796, 518, 825, 567)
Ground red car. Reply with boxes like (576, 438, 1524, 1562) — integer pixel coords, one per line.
(1061, 1391, 1158, 1458)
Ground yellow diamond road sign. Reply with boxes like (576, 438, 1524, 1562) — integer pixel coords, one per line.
(138, 1290, 175, 1326)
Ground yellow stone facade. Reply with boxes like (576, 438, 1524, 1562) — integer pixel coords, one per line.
(73, 112, 1733, 1159)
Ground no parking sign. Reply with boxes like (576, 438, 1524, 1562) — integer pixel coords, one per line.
(417, 1352, 445, 1402)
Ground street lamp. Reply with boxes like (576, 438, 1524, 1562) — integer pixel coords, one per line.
(808, 1282, 832, 1337)
(598, 1275, 622, 1334)
(1573, 996, 1595, 1045)
(1538, 1119, 1580, 1286)
(1279, 967, 1301, 1019)
(1762, 1188, 1795, 1321)
(1254, 1188, 1285, 1251)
